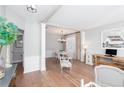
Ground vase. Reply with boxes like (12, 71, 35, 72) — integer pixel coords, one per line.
(0, 57, 5, 79)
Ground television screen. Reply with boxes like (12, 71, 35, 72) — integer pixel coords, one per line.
(105, 49, 117, 56)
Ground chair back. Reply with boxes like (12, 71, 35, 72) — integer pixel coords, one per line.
(95, 65, 124, 87)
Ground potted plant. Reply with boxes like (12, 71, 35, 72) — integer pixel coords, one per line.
(0, 16, 18, 79)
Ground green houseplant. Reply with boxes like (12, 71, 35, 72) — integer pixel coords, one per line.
(0, 16, 18, 79)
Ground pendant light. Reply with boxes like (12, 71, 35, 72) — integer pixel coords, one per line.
(57, 30, 66, 43)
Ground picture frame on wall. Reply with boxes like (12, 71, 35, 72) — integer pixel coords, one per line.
(15, 35, 23, 48)
(101, 28, 124, 49)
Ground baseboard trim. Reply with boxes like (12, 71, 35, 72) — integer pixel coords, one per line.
(24, 56, 40, 74)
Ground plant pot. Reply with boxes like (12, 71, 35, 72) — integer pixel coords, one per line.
(0, 57, 5, 79)
(0, 67, 5, 79)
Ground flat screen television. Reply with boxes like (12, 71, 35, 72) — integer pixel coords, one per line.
(105, 49, 117, 56)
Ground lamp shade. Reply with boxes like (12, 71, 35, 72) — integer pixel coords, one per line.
(83, 44, 88, 49)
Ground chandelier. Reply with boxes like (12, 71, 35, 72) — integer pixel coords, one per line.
(57, 30, 66, 43)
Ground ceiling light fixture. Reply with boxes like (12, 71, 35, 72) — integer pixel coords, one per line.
(57, 30, 66, 43)
(27, 5, 37, 13)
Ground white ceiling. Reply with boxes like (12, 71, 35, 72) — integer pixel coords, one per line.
(48, 6, 124, 30)
(6, 5, 124, 31)
(47, 25, 78, 35)
(6, 5, 60, 22)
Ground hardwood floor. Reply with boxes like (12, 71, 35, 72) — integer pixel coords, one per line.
(15, 58, 95, 87)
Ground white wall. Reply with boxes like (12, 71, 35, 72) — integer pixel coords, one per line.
(5, 6, 25, 30)
(0, 6, 5, 17)
(46, 29, 63, 58)
(85, 21, 124, 57)
(0, 6, 24, 29)
(24, 20, 41, 73)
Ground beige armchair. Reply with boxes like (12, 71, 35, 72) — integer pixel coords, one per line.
(95, 65, 124, 87)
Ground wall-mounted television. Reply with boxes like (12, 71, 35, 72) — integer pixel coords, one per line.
(105, 49, 117, 56)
